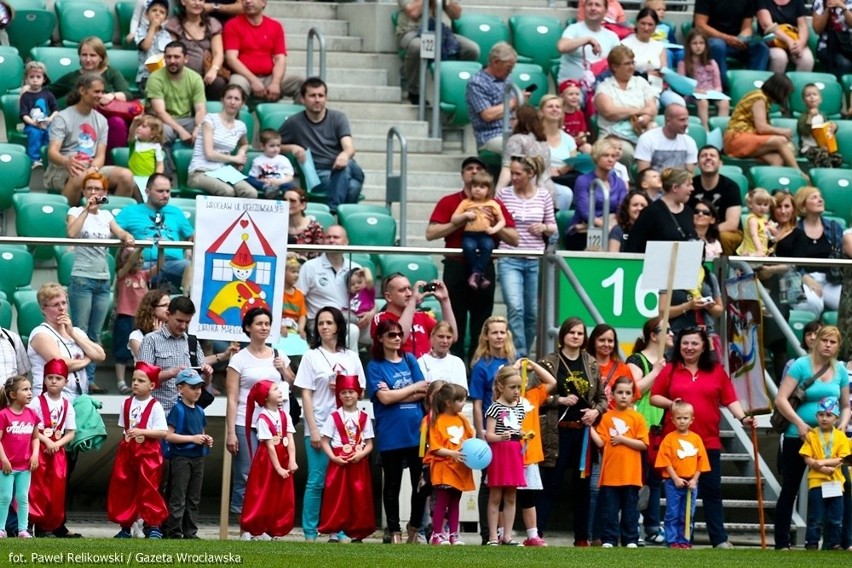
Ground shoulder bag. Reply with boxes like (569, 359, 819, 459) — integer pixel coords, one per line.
(769, 361, 830, 434)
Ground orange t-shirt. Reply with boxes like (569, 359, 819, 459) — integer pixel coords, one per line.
(655, 430, 710, 479)
(595, 407, 648, 487)
(599, 359, 639, 409)
(429, 413, 475, 492)
(520, 385, 547, 466)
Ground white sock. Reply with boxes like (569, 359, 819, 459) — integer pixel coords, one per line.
(526, 528, 538, 539)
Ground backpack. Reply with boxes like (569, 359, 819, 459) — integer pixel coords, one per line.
(163, 400, 209, 460)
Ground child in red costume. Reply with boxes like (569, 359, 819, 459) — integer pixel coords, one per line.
(107, 361, 169, 539)
(240, 380, 297, 540)
(318, 374, 375, 541)
(28, 359, 76, 532)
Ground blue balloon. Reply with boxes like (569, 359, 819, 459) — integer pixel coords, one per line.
(461, 438, 492, 470)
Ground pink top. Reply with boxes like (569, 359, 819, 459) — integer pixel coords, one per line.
(0, 406, 40, 470)
(677, 58, 722, 93)
(115, 269, 151, 316)
(349, 287, 375, 316)
(495, 186, 556, 253)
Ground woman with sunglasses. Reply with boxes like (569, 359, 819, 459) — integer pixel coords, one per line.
(692, 199, 723, 260)
(626, 316, 674, 545)
(367, 319, 428, 544)
(651, 327, 753, 549)
(285, 187, 324, 260)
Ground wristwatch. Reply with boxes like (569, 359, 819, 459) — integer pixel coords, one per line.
(213, 3, 221, 12)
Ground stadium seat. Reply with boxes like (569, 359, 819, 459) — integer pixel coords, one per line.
(206, 101, 255, 142)
(109, 49, 143, 98)
(341, 212, 396, 250)
(5, 9, 55, 61)
(7, 0, 47, 8)
(306, 210, 335, 230)
(434, 60, 482, 151)
(111, 147, 130, 168)
(31, 47, 82, 86)
(348, 253, 377, 283)
(377, 254, 439, 286)
(822, 311, 838, 326)
(418, 296, 443, 321)
(0, 51, 24, 96)
(336, 203, 390, 226)
(708, 116, 729, 133)
(810, 168, 852, 225)
(556, 209, 572, 248)
(12, 193, 68, 212)
(0, 298, 11, 329)
(57, 247, 115, 286)
(772, 117, 800, 149)
(15, 201, 71, 261)
(0, 148, 32, 233)
(452, 13, 510, 66)
(167, 197, 197, 226)
(1, 94, 27, 147)
(101, 196, 139, 219)
(748, 166, 807, 193)
(727, 70, 772, 106)
(305, 202, 331, 214)
(115, 0, 137, 48)
(788, 72, 842, 118)
(719, 164, 742, 176)
(0, 245, 34, 301)
(725, 171, 750, 202)
(835, 120, 852, 167)
(16, 299, 44, 344)
(787, 309, 816, 357)
(256, 102, 305, 130)
(508, 16, 562, 77)
(510, 63, 547, 107)
(55, 1, 115, 48)
(173, 148, 205, 198)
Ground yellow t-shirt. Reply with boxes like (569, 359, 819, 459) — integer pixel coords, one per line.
(727, 90, 770, 135)
(799, 427, 852, 489)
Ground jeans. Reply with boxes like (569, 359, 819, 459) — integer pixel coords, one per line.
(380, 446, 426, 534)
(599, 485, 640, 546)
(443, 257, 496, 362)
(537, 427, 590, 540)
(497, 257, 539, 357)
(774, 436, 806, 549)
(24, 124, 49, 162)
(229, 425, 257, 515)
(588, 460, 601, 539)
(317, 160, 364, 213)
(708, 38, 769, 90)
(643, 464, 663, 534)
(663, 479, 697, 546)
(806, 487, 843, 549)
(165, 456, 204, 538)
(0, 470, 31, 532)
(698, 449, 728, 546)
(302, 435, 331, 540)
(461, 231, 495, 276)
(68, 276, 111, 385)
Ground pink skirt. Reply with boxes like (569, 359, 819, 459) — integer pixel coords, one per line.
(487, 440, 526, 488)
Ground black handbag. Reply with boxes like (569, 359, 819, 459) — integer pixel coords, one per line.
(769, 362, 830, 433)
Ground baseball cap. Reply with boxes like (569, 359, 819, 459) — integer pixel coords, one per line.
(176, 369, 204, 386)
(461, 156, 487, 170)
(817, 396, 840, 416)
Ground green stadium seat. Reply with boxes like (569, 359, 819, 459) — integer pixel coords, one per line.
(725, 171, 750, 202)
(418, 296, 443, 321)
(336, 203, 390, 227)
(341, 212, 396, 249)
(510, 63, 547, 107)
(0, 93, 28, 146)
(749, 166, 808, 193)
(556, 209, 572, 248)
(55, 1, 115, 48)
(101, 196, 139, 219)
(305, 202, 331, 214)
(811, 168, 852, 225)
(0, 298, 11, 329)
(788, 72, 842, 118)
(434, 60, 482, 128)
(15, 201, 71, 260)
(0, 148, 32, 233)
(377, 254, 439, 286)
(109, 49, 143, 98)
(167, 196, 197, 226)
(115, 0, 137, 48)
(206, 101, 255, 142)
(173, 148, 205, 197)
(5, 9, 55, 61)
(835, 120, 852, 167)
(348, 253, 377, 282)
(12, 193, 68, 212)
(453, 13, 510, 67)
(822, 311, 838, 326)
(509, 16, 562, 77)
(0, 52, 24, 96)
(719, 164, 743, 175)
(256, 102, 305, 130)
(708, 116, 729, 133)
(31, 47, 82, 86)
(7, 0, 47, 9)
(306, 210, 334, 230)
(16, 299, 44, 344)
(0, 246, 34, 301)
(727, 70, 772, 106)
(56, 247, 116, 286)
(787, 309, 816, 357)
(111, 147, 130, 168)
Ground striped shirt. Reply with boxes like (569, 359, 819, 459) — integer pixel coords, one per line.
(138, 325, 206, 415)
(495, 186, 556, 252)
(188, 113, 248, 173)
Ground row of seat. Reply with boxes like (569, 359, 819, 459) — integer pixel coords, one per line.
(725, 70, 847, 118)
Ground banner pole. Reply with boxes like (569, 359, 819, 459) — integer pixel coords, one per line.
(657, 242, 679, 357)
(219, 421, 233, 540)
(751, 422, 767, 549)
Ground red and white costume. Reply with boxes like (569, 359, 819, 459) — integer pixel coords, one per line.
(28, 392, 75, 531)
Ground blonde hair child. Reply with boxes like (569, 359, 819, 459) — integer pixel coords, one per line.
(128, 114, 165, 177)
(736, 188, 774, 256)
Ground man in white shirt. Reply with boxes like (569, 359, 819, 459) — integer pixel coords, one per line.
(556, 0, 620, 84)
(634, 104, 698, 173)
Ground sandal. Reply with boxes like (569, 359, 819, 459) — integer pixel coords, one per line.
(118, 384, 132, 395)
(486, 540, 500, 546)
(391, 532, 402, 544)
(501, 539, 522, 546)
(88, 384, 108, 394)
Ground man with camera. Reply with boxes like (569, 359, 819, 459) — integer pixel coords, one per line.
(370, 273, 456, 358)
(116, 173, 194, 293)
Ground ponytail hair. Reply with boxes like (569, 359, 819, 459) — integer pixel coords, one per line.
(0, 375, 31, 409)
(633, 316, 663, 353)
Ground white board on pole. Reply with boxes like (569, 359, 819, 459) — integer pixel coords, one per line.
(640, 240, 705, 290)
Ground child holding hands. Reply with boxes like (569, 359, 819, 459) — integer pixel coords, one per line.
(590, 376, 649, 548)
(799, 396, 851, 550)
(28, 360, 75, 534)
(0, 376, 40, 539)
(318, 375, 375, 542)
(240, 380, 297, 540)
(654, 400, 710, 549)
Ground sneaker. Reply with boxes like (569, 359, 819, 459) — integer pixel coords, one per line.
(240, 531, 253, 541)
(429, 532, 447, 545)
(486, 540, 500, 546)
(131, 518, 145, 538)
(574, 539, 590, 547)
(254, 533, 272, 541)
(32, 160, 43, 170)
(522, 536, 548, 547)
(114, 529, 132, 539)
(18, 531, 33, 539)
(417, 533, 428, 544)
(626, 543, 638, 549)
(601, 543, 614, 548)
(0, 530, 6, 538)
(645, 531, 666, 545)
(449, 533, 464, 545)
(714, 541, 734, 549)
(147, 528, 162, 539)
(637, 536, 646, 547)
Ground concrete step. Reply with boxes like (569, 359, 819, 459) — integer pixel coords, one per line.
(288, 34, 362, 53)
(333, 102, 421, 122)
(267, 2, 337, 20)
(280, 18, 350, 36)
(364, 169, 460, 190)
(358, 134, 443, 153)
(694, 522, 764, 533)
(719, 476, 759, 484)
(287, 50, 399, 71)
(720, 453, 753, 462)
(288, 67, 389, 85)
(330, 85, 402, 103)
(357, 152, 467, 172)
(350, 119, 430, 139)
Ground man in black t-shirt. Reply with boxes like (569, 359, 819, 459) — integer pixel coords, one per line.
(690, 146, 744, 254)
(694, 0, 769, 89)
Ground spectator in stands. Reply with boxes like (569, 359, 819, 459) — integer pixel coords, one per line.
(116, 173, 194, 293)
(66, 172, 136, 394)
(634, 103, 698, 173)
(395, 0, 480, 105)
(47, 37, 135, 154)
(285, 188, 324, 260)
(279, 78, 364, 214)
(812, 0, 852, 79)
(146, 41, 207, 146)
(689, 145, 744, 255)
(608, 189, 650, 252)
(593, 45, 659, 165)
(425, 157, 519, 361)
(564, 138, 628, 251)
(295, 225, 364, 352)
(417, 320, 468, 389)
(128, 289, 171, 361)
(621, 8, 686, 108)
(496, 105, 554, 200)
(223, 0, 303, 103)
(678, 28, 729, 131)
(772, 325, 850, 550)
(496, 154, 556, 357)
(538, 94, 577, 212)
(624, 167, 696, 253)
(651, 327, 752, 550)
(757, 0, 813, 73)
(557, 0, 620, 85)
(186, 84, 256, 198)
(537, 316, 606, 545)
(45, 73, 137, 205)
(466, 42, 519, 153)
(371, 273, 455, 359)
(577, 0, 628, 25)
(204, 0, 243, 25)
(692, 199, 724, 260)
(723, 73, 804, 172)
(694, 0, 769, 90)
(134, 0, 172, 91)
(165, 0, 229, 101)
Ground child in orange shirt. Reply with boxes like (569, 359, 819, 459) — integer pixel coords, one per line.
(428, 383, 474, 545)
(515, 359, 556, 547)
(591, 376, 648, 548)
(654, 400, 710, 549)
(281, 254, 307, 339)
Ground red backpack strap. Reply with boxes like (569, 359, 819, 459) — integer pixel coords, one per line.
(331, 410, 349, 444)
(278, 409, 289, 434)
(39, 394, 51, 431)
(123, 397, 132, 430)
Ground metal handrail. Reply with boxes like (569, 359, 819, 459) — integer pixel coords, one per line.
(306, 28, 327, 81)
(501, 82, 524, 155)
(385, 127, 409, 245)
(585, 178, 610, 251)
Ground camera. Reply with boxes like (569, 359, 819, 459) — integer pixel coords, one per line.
(95, 196, 109, 205)
(422, 282, 438, 293)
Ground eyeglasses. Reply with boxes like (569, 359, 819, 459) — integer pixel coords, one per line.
(384, 332, 404, 339)
(693, 210, 712, 216)
(83, 186, 105, 192)
(654, 327, 673, 335)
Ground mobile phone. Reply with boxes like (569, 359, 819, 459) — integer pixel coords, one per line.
(525, 84, 538, 93)
(700, 296, 713, 304)
(422, 282, 438, 293)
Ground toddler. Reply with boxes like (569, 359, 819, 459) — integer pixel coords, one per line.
(737, 188, 775, 257)
(128, 114, 165, 177)
(134, 0, 172, 91)
(347, 267, 375, 346)
(248, 129, 296, 199)
(19, 61, 59, 167)
(677, 28, 729, 131)
(797, 83, 843, 168)
(559, 80, 591, 153)
(636, 167, 662, 201)
(452, 171, 506, 290)
(113, 247, 155, 394)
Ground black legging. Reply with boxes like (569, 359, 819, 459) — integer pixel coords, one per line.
(380, 446, 427, 534)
